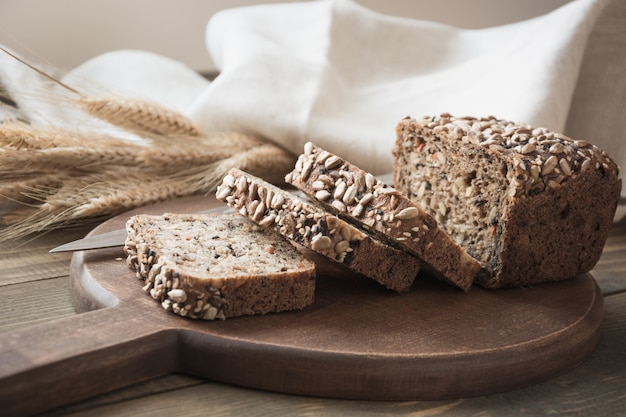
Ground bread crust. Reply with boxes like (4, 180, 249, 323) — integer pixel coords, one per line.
(393, 114, 621, 288)
(124, 213, 316, 319)
(216, 168, 421, 292)
(285, 142, 480, 291)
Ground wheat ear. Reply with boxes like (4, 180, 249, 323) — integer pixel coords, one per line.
(0, 175, 64, 206)
(137, 131, 266, 169)
(0, 122, 133, 149)
(0, 123, 234, 173)
(0, 123, 146, 171)
(78, 96, 204, 138)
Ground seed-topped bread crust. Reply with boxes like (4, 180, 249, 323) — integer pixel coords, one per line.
(393, 113, 622, 288)
(285, 142, 481, 291)
(216, 168, 421, 292)
(124, 212, 316, 320)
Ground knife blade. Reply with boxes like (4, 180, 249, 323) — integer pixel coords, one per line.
(49, 229, 128, 253)
(49, 206, 233, 253)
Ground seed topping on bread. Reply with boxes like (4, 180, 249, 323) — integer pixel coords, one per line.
(285, 141, 482, 291)
(401, 114, 620, 199)
(217, 168, 421, 292)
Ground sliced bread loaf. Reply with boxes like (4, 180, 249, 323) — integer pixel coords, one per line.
(393, 114, 622, 288)
(124, 212, 316, 320)
(216, 168, 421, 292)
(285, 142, 481, 291)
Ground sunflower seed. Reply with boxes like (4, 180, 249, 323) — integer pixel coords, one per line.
(334, 181, 347, 200)
(311, 234, 332, 251)
(542, 155, 558, 176)
(325, 155, 343, 170)
(343, 184, 358, 204)
(559, 158, 572, 176)
(315, 190, 331, 201)
(300, 161, 313, 181)
(316, 150, 331, 165)
(395, 207, 421, 220)
(168, 289, 187, 303)
(332, 200, 347, 212)
(312, 180, 326, 190)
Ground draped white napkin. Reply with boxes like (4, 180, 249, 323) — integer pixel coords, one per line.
(189, 0, 610, 174)
(5, 0, 625, 218)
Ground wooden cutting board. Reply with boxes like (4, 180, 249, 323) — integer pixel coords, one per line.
(0, 194, 604, 416)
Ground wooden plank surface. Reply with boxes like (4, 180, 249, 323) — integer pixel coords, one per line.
(0, 229, 83, 286)
(1, 214, 624, 417)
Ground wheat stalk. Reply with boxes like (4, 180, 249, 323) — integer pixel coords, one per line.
(0, 124, 262, 173)
(182, 142, 296, 193)
(136, 131, 265, 169)
(0, 122, 132, 149)
(0, 171, 188, 238)
(0, 146, 140, 172)
(54, 174, 190, 217)
(78, 96, 204, 138)
(0, 174, 64, 202)
(0, 123, 145, 172)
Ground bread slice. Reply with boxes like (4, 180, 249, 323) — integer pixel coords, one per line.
(124, 212, 316, 320)
(285, 142, 481, 291)
(393, 113, 622, 288)
(216, 168, 421, 292)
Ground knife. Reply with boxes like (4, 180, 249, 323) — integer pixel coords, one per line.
(49, 229, 129, 253)
(49, 206, 233, 253)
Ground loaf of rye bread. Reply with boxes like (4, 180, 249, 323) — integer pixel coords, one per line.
(285, 142, 481, 291)
(216, 168, 422, 292)
(393, 114, 622, 288)
(124, 212, 316, 319)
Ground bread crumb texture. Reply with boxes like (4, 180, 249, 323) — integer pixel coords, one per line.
(124, 213, 316, 320)
(393, 113, 622, 288)
(284, 141, 481, 291)
(216, 168, 421, 292)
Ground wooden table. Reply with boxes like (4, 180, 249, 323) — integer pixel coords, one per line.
(1, 212, 625, 417)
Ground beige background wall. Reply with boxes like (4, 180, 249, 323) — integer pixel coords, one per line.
(0, 0, 572, 72)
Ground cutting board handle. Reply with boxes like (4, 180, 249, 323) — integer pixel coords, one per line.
(0, 307, 175, 417)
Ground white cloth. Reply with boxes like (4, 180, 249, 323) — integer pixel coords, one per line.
(188, 0, 609, 175)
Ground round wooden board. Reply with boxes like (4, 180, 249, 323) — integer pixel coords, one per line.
(70, 194, 604, 401)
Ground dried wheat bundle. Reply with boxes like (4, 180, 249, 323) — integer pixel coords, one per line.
(0, 50, 296, 241)
(0, 125, 295, 240)
(182, 142, 297, 191)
